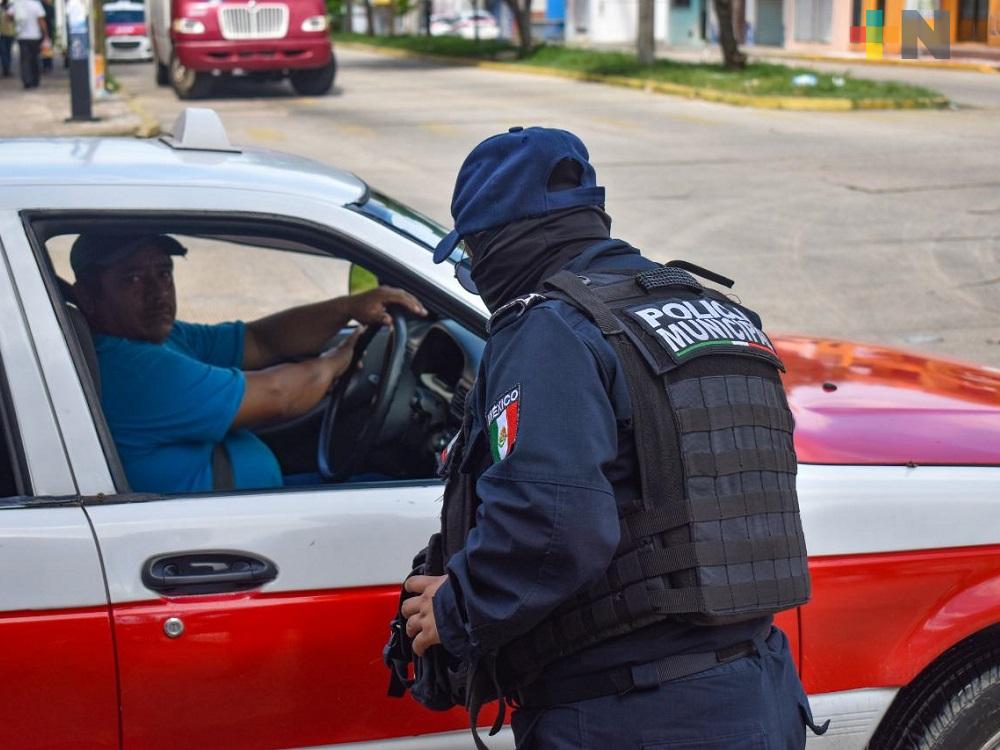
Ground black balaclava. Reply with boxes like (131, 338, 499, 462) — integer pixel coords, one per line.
(467, 206, 612, 313)
(466, 158, 616, 312)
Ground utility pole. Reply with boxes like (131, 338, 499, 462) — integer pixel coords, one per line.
(637, 0, 654, 64)
(474, 0, 480, 47)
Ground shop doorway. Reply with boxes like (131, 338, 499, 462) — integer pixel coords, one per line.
(669, 0, 705, 44)
(957, 0, 989, 41)
(755, 0, 785, 45)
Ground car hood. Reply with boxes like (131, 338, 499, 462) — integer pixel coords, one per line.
(777, 336, 1000, 466)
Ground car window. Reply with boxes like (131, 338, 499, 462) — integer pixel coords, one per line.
(42, 227, 455, 498)
(48, 234, 350, 324)
(352, 190, 448, 251)
(351, 190, 467, 264)
(105, 9, 145, 23)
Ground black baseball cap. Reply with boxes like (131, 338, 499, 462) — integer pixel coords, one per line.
(70, 233, 188, 279)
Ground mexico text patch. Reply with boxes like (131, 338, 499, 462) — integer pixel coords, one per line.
(486, 385, 520, 462)
(623, 297, 784, 370)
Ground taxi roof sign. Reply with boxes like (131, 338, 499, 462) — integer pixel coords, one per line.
(160, 108, 241, 153)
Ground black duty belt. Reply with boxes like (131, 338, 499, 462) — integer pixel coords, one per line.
(513, 626, 769, 709)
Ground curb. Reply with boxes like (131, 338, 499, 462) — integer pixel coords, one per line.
(336, 41, 949, 111)
(125, 94, 161, 138)
(758, 51, 999, 75)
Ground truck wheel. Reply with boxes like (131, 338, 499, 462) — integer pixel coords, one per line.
(170, 54, 212, 99)
(155, 59, 169, 86)
(888, 659, 1000, 749)
(289, 58, 336, 96)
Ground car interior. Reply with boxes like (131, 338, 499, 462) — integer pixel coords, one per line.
(26, 212, 486, 497)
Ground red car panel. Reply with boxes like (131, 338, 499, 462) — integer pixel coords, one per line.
(801, 543, 1000, 695)
(114, 586, 471, 749)
(0, 607, 119, 750)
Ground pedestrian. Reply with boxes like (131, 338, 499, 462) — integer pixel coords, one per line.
(7, 0, 47, 88)
(0, 0, 16, 76)
(393, 127, 829, 748)
(39, 0, 53, 71)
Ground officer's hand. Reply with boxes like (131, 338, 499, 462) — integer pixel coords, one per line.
(348, 286, 427, 326)
(401, 574, 448, 657)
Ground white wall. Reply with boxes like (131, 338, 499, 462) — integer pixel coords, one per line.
(564, 0, 672, 44)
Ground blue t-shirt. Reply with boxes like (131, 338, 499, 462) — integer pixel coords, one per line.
(95, 320, 283, 494)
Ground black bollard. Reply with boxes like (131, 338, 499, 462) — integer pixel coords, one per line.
(66, 0, 96, 122)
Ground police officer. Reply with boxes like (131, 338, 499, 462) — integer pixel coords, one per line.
(399, 127, 827, 748)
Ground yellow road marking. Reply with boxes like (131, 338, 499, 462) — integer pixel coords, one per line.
(422, 122, 460, 136)
(244, 126, 286, 142)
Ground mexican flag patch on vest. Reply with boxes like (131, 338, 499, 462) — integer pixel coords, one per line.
(486, 385, 520, 463)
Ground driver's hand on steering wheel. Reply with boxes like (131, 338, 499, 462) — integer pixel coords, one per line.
(320, 327, 367, 384)
(348, 286, 427, 326)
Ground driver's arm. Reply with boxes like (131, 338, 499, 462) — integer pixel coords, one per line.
(231, 328, 363, 429)
(242, 287, 426, 370)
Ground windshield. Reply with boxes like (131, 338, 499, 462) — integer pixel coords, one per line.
(106, 9, 145, 23)
(352, 190, 459, 256)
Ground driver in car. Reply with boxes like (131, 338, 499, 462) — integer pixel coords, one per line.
(70, 232, 427, 494)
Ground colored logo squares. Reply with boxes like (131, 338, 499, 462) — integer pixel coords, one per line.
(851, 9, 885, 59)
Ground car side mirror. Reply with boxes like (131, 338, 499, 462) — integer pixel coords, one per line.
(349, 264, 379, 295)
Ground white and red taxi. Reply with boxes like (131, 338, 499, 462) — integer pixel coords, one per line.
(1, 111, 998, 750)
(104, 1, 153, 62)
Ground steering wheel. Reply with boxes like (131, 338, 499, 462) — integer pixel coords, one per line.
(318, 307, 409, 483)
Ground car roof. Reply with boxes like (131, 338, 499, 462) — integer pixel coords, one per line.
(0, 137, 368, 206)
(104, 2, 144, 9)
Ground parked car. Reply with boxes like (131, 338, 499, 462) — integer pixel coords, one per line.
(1, 110, 999, 750)
(429, 12, 458, 36)
(451, 9, 499, 40)
(104, 1, 153, 61)
(147, 0, 336, 98)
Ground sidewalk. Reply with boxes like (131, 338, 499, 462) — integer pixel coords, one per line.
(0, 58, 155, 137)
(586, 40, 1000, 74)
(742, 43, 1000, 74)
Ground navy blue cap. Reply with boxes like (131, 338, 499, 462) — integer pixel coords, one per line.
(432, 126, 605, 263)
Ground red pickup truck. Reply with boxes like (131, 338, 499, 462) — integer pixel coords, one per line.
(148, 0, 336, 98)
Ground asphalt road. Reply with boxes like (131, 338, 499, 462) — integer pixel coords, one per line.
(113, 50, 1000, 368)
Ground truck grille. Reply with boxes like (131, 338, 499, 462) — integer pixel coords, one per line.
(218, 4, 289, 40)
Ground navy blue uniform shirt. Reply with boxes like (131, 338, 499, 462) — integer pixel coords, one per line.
(433, 241, 769, 684)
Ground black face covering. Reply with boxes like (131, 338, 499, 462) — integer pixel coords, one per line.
(468, 206, 612, 312)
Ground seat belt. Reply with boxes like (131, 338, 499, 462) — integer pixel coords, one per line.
(212, 443, 235, 491)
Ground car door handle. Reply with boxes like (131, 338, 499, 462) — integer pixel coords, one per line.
(142, 551, 278, 594)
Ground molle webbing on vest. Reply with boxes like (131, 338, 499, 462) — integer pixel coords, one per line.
(500, 267, 811, 683)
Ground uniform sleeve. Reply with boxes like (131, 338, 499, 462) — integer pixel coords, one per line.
(171, 320, 246, 369)
(103, 341, 245, 447)
(434, 307, 622, 664)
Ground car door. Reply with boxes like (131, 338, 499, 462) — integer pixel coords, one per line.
(86, 484, 474, 749)
(0, 218, 119, 750)
(30, 218, 488, 749)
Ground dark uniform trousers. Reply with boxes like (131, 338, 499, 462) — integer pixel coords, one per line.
(512, 628, 814, 750)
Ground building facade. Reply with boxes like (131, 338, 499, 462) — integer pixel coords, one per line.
(555, 0, 998, 51)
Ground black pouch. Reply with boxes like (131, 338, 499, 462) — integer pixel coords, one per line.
(384, 533, 469, 710)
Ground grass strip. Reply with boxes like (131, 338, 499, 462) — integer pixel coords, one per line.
(332, 33, 946, 105)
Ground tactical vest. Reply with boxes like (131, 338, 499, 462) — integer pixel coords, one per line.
(442, 262, 811, 689)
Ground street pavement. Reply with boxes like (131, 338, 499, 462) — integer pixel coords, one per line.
(93, 54, 1000, 367)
